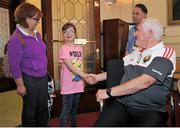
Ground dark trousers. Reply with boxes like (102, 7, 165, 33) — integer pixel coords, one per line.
(22, 73, 48, 127)
(59, 93, 81, 127)
(94, 100, 167, 127)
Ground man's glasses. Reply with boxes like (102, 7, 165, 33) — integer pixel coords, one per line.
(31, 17, 40, 22)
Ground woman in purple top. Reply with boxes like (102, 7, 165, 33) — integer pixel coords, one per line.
(7, 2, 48, 126)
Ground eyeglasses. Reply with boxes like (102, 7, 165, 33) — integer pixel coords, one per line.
(63, 30, 75, 34)
(31, 17, 40, 22)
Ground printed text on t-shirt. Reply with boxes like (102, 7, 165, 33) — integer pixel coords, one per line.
(69, 51, 82, 57)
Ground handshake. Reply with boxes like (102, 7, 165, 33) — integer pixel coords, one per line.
(80, 72, 106, 85)
(82, 73, 99, 85)
(80, 72, 108, 102)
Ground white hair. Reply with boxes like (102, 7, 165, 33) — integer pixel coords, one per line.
(142, 18, 163, 41)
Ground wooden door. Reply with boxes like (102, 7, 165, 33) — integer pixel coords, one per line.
(41, 0, 101, 89)
(41, 0, 101, 117)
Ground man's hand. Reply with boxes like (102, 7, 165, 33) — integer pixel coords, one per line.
(96, 89, 109, 101)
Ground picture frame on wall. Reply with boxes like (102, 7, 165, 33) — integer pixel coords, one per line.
(168, 0, 180, 25)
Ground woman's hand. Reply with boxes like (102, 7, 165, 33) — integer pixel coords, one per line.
(17, 85, 26, 97)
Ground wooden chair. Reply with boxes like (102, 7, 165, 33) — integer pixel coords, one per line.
(170, 59, 180, 126)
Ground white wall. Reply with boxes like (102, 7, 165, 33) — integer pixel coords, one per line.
(100, 0, 180, 57)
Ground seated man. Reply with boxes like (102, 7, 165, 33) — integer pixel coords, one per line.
(89, 18, 176, 126)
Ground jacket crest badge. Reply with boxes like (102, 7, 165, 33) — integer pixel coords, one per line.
(143, 55, 151, 63)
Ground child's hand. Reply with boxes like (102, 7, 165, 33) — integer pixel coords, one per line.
(84, 74, 98, 85)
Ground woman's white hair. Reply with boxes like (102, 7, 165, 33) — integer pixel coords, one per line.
(142, 18, 163, 41)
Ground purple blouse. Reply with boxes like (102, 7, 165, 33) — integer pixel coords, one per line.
(7, 28, 48, 79)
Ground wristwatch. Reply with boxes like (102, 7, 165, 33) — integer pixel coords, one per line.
(106, 88, 112, 98)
